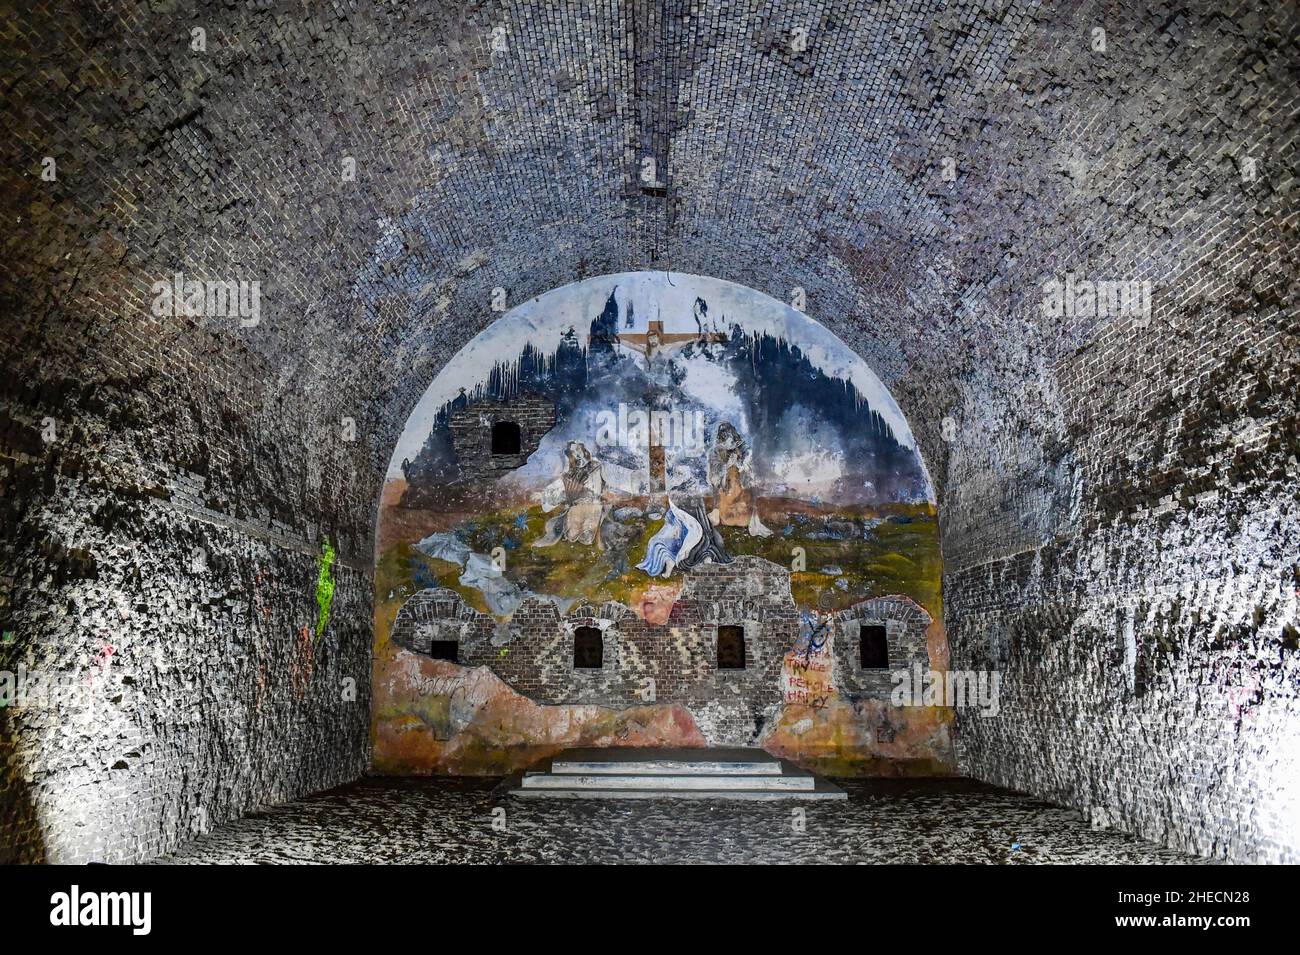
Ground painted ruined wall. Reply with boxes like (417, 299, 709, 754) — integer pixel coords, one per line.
(373, 272, 952, 775)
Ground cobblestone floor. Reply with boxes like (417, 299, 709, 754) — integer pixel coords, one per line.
(156, 776, 1207, 864)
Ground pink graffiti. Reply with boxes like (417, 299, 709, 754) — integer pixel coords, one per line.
(1226, 679, 1259, 721)
(88, 641, 115, 684)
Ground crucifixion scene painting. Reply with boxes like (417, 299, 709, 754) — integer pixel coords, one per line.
(371, 271, 947, 777)
(379, 271, 938, 620)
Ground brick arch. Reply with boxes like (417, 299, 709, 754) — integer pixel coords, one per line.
(389, 588, 476, 654)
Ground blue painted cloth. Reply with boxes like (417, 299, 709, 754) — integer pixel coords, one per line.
(637, 502, 703, 577)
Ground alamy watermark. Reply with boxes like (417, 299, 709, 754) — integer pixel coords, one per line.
(151, 271, 261, 327)
(0, 663, 132, 715)
(50, 885, 151, 935)
(1040, 274, 1151, 326)
(594, 402, 705, 453)
(891, 665, 1001, 717)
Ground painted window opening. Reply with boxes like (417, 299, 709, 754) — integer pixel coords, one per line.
(491, 420, 521, 455)
(373, 271, 946, 775)
(573, 626, 603, 669)
(717, 625, 746, 669)
(860, 624, 889, 669)
(428, 640, 459, 662)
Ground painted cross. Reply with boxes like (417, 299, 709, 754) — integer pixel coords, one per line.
(614, 317, 726, 493)
(616, 318, 724, 359)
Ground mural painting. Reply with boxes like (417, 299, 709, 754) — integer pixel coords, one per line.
(373, 272, 953, 775)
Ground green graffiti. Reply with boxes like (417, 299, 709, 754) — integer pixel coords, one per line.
(315, 537, 336, 642)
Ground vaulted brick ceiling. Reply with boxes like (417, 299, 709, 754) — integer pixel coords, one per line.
(1, 2, 1297, 863)
(7, 1, 1293, 540)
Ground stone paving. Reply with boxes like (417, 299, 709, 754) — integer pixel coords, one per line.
(158, 776, 1204, 865)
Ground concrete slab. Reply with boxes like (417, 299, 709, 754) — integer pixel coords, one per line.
(521, 772, 815, 790)
(548, 746, 783, 776)
(507, 748, 846, 801)
(509, 779, 848, 801)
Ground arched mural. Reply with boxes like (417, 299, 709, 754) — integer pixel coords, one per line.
(373, 272, 953, 775)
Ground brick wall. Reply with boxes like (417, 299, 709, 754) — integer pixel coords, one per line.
(944, 284, 1299, 863)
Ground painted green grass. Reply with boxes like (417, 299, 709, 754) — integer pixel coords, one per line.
(717, 512, 941, 616)
(378, 502, 942, 620)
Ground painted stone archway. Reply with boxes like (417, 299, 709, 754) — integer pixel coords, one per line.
(372, 272, 953, 775)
